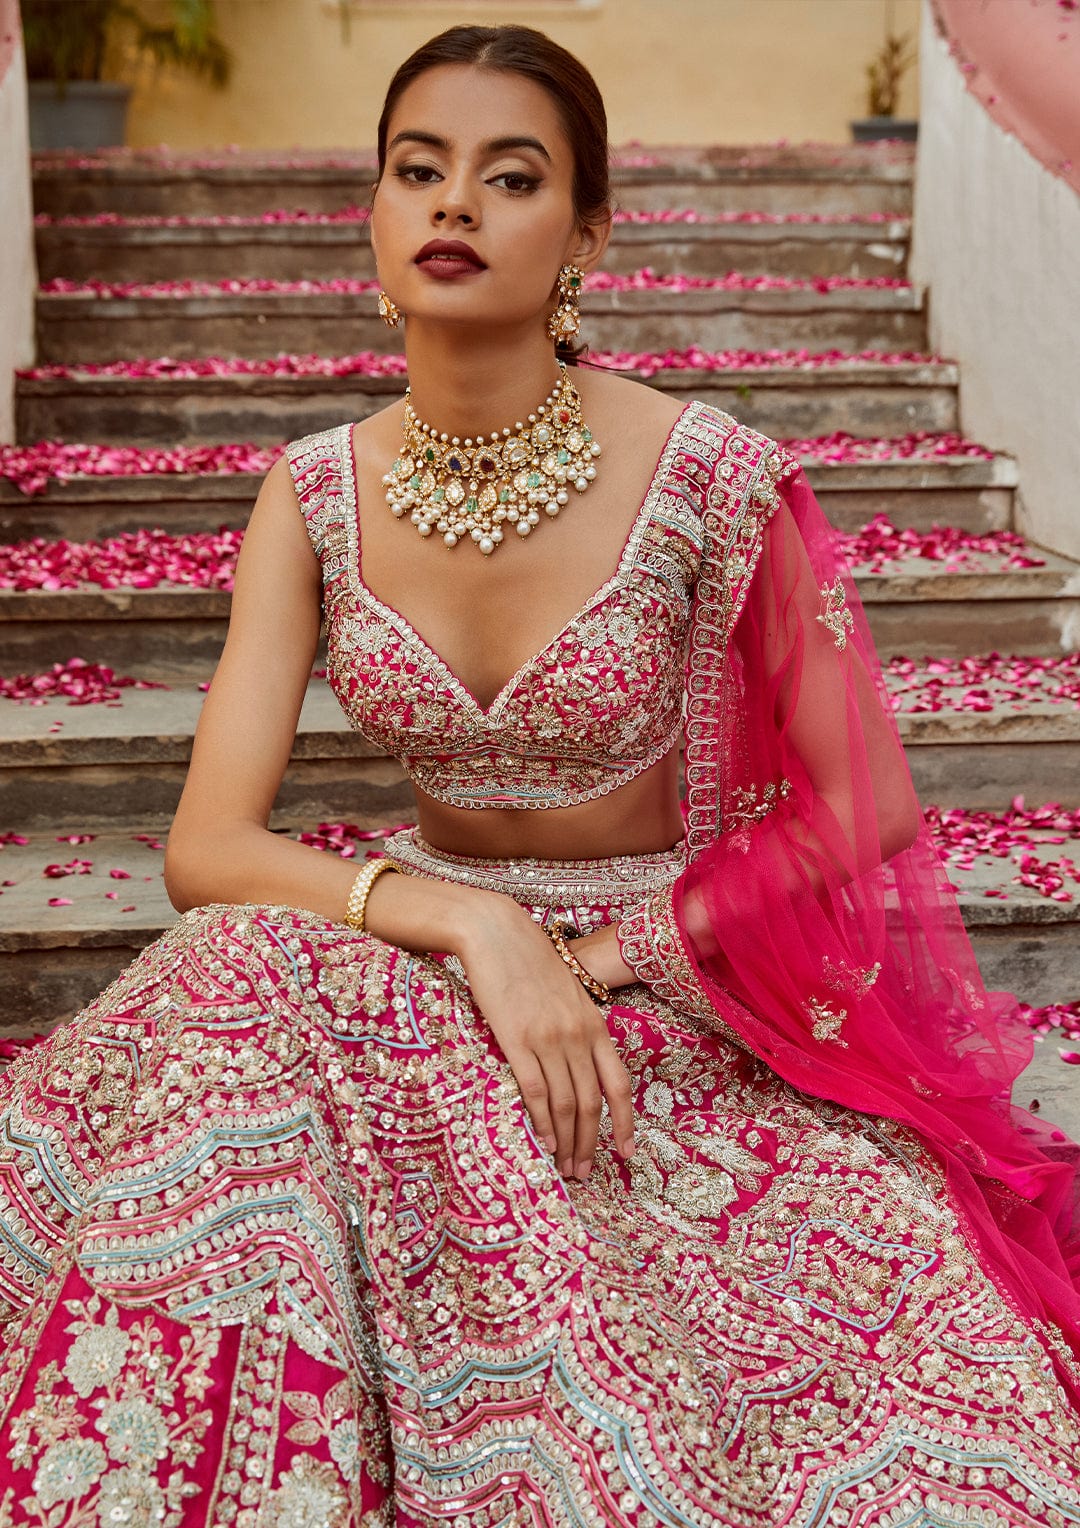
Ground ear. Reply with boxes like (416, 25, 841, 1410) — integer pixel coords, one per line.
(567, 210, 612, 274)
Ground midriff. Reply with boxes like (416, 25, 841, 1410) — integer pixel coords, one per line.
(413, 746, 685, 859)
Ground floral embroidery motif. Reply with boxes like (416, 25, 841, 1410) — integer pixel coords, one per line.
(816, 575, 855, 652)
(752, 1218, 940, 1333)
(265, 1456, 349, 1527)
(722, 776, 793, 835)
(804, 993, 849, 1044)
(822, 955, 882, 1000)
(7, 1290, 219, 1524)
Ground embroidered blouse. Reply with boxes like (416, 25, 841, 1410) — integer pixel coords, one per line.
(286, 405, 712, 811)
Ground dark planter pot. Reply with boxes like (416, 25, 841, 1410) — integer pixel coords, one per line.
(29, 80, 133, 151)
(850, 116, 919, 143)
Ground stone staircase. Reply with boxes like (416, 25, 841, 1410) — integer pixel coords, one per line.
(4, 143, 1079, 1130)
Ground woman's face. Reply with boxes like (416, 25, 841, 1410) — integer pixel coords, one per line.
(370, 63, 607, 337)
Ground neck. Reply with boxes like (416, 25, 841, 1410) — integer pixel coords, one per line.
(402, 322, 567, 438)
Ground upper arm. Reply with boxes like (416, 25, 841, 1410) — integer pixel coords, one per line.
(167, 453, 322, 849)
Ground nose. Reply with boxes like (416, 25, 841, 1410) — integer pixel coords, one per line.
(432, 168, 477, 227)
(434, 202, 475, 227)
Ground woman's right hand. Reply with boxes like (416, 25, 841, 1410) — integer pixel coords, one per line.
(458, 895, 637, 1181)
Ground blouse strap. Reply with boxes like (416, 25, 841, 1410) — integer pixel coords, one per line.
(283, 424, 352, 585)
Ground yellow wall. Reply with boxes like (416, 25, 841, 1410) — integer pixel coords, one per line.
(116, 0, 922, 149)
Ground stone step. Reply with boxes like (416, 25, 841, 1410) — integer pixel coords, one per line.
(2, 822, 1075, 1144)
(35, 284, 928, 365)
(2, 545, 1074, 678)
(35, 215, 912, 284)
(31, 143, 914, 218)
(855, 551, 1080, 656)
(0, 682, 408, 829)
(0, 453, 1018, 543)
(16, 358, 961, 445)
(2, 679, 1078, 832)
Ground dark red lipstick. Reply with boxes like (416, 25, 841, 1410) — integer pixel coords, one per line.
(414, 239, 487, 277)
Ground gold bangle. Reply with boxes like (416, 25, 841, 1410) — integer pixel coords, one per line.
(544, 921, 612, 1005)
(343, 857, 400, 932)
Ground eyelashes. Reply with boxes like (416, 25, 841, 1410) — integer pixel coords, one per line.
(393, 164, 540, 195)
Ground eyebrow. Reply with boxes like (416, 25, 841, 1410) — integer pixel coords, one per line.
(386, 130, 553, 165)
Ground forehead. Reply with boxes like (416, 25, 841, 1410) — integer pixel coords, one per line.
(386, 64, 570, 157)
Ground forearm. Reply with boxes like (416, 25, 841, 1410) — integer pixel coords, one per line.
(165, 819, 362, 922)
(165, 817, 508, 956)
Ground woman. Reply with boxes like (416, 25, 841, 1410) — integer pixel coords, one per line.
(1, 24, 1079, 1527)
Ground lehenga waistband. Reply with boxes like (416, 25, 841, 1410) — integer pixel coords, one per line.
(380, 827, 685, 909)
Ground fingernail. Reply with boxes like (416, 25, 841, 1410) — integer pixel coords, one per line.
(560, 1159, 573, 1177)
(542, 1135, 557, 1153)
(577, 1160, 592, 1180)
(621, 1137, 636, 1158)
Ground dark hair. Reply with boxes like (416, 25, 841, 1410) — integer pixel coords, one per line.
(374, 24, 611, 364)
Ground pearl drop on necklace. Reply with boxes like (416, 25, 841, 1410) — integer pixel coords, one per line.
(382, 363, 602, 555)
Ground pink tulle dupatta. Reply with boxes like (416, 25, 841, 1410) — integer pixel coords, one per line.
(674, 435, 1080, 1400)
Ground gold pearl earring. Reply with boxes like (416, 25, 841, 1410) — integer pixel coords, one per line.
(547, 264, 584, 343)
(377, 290, 402, 328)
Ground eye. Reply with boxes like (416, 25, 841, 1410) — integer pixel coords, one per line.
(490, 171, 540, 195)
(396, 163, 442, 185)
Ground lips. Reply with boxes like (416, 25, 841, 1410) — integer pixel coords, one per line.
(414, 239, 486, 269)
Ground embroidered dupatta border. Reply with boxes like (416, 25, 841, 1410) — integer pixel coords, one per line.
(681, 408, 802, 863)
(615, 405, 803, 1009)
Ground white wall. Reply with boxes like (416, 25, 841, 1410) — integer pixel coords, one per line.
(911, 0, 1080, 563)
(0, 12, 36, 444)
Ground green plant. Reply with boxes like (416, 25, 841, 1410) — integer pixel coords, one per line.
(21, 0, 233, 95)
(865, 29, 918, 117)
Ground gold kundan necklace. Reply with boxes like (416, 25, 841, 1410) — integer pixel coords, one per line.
(382, 363, 601, 555)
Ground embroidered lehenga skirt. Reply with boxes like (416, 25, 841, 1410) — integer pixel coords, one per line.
(0, 830, 1078, 1527)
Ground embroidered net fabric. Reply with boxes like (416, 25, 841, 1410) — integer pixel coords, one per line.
(613, 419, 1080, 1406)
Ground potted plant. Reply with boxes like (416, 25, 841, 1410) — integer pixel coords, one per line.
(21, 0, 233, 150)
(851, 24, 919, 142)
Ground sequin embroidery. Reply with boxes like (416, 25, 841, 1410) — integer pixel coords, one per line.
(286, 410, 709, 810)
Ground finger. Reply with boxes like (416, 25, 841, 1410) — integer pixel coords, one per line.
(538, 1053, 579, 1176)
(507, 1048, 557, 1155)
(568, 1049, 604, 1180)
(593, 1038, 636, 1159)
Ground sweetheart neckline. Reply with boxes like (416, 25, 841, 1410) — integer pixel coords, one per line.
(339, 401, 696, 719)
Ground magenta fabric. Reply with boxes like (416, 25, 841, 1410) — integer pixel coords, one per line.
(2, 888, 1080, 1523)
(672, 453, 1080, 1402)
(2, 405, 1080, 1521)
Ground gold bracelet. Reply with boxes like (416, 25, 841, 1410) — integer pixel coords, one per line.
(343, 857, 400, 932)
(544, 921, 612, 1005)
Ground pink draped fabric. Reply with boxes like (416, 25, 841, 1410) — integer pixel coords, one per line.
(669, 450, 1080, 1399)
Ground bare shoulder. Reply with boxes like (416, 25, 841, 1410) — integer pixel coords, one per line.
(574, 365, 685, 436)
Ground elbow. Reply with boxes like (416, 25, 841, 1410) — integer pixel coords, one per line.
(163, 835, 197, 914)
(879, 785, 921, 863)
(163, 823, 218, 914)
